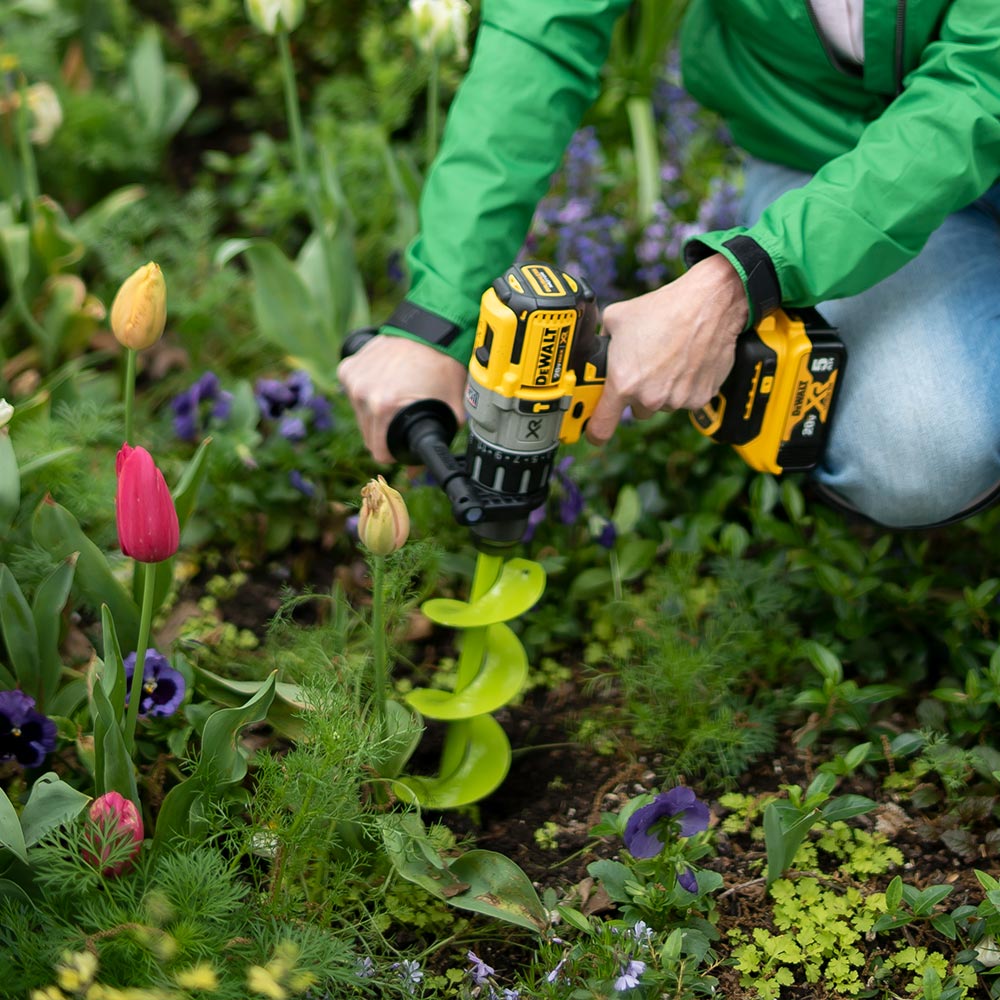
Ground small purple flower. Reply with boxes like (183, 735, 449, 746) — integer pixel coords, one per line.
(545, 956, 567, 984)
(289, 470, 316, 498)
(623, 786, 710, 859)
(596, 519, 617, 548)
(521, 502, 547, 542)
(677, 866, 699, 893)
(170, 371, 233, 441)
(355, 956, 375, 979)
(466, 951, 494, 986)
(254, 371, 334, 439)
(0, 690, 57, 767)
(123, 650, 186, 718)
(392, 960, 423, 994)
(614, 959, 646, 991)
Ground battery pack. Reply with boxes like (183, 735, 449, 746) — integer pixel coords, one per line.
(691, 308, 846, 474)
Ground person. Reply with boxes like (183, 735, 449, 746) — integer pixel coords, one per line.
(338, 0, 1000, 529)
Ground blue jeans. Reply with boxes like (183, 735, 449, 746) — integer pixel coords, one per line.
(741, 159, 1000, 528)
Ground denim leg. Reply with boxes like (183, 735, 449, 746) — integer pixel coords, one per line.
(740, 158, 1000, 528)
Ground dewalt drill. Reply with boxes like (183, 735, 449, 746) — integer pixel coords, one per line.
(343, 261, 845, 546)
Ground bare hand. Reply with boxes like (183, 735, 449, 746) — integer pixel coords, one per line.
(338, 335, 467, 463)
(586, 255, 749, 444)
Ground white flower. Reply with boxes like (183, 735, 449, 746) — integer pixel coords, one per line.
(244, 0, 304, 35)
(976, 937, 1000, 968)
(25, 83, 62, 145)
(0, 399, 13, 431)
(409, 0, 471, 61)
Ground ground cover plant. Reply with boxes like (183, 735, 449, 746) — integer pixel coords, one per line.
(1, 1, 999, 998)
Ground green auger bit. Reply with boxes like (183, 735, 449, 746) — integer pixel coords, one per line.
(395, 556, 545, 809)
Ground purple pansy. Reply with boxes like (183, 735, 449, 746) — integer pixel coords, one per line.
(171, 371, 233, 441)
(623, 786, 710, 860)
(254, 371, 334, 440)
(123, 650, 186, 718)
(289, 470, 316, 498)
(0, 690, 57, 767)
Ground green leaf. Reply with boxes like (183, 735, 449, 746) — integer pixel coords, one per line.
(556, 906, 593, 935)
(31, 559, 75, 707)
(100, 607, 127, 717)
(800, 640, 843, 684)
(89, 662, 138, 806)
(381, 814, 547, 933)
(0, 564, 41, 698)
(194, 666, 307, 740)
(911, 884, 954, 915)
(821, 795, 877, 823)
(422, 559, 546, 627)
(616, 538, 658, 581)
(611, 485, 642, 534)
(0, 786, 27, 863)
(394, 715, 511, 810)
(0, 433, 20, 537)
(215, 239, 330, 385)
(406, 623, 528, 720)
(378, 699, 423, 780)
(885, 875, 903, 912)
(20, 772, 90, 847)
(199, 672, 277, 786)
(763, 802, 818, 885)
(32, 499, 141, 650)
(586, 858, 633, 903)
(568, 567, 613, 601)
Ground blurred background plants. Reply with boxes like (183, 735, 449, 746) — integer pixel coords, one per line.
(1, 0, 999, 997)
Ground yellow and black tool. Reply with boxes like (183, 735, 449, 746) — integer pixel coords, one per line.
(342, 264, 845, 546)
(690, 307, 846, 474)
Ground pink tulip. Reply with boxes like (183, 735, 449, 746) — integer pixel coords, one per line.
(115, 444, 179, 563)
(83, 791, 143, 876)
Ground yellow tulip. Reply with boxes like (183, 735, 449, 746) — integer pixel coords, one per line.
(110, 262, 166, 351)
(359, 476, 410, 556)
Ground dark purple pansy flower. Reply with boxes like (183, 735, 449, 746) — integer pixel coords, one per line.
(278, 414, 307, 441)
(623, 786, 710, 860)
(170, 371, 233, 441)
(677, 867, 699, 893)
(0, 690, 57, 767)
(596, 519, 617, 548)
(254, 377, 295, 420)
(308, 395, 334, 432)
(255, 372, 333, 438)
(123, 650, 186, 718)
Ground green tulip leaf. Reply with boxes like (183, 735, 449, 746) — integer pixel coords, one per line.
(422, 559, 546, 628)
(380, 813, 547, 933)
(0, 433, 20, 537)
(0, 565, 40, 699)
(194, 666, 308, 740)
(100, 606, 127, 717)
(20, 772, 90, 847)
(0, 786, 27, 864)
(405, 623, 527, 720)
(89, 661, 139, 807)
(32, 559, 75, 708)
(32, 499, 141, 650)
(393, 714, 511, 810)
(199, 671, 277, 787)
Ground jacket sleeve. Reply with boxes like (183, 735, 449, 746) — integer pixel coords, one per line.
(386, 0, 631, 364)
(687, 0, 1000, 325)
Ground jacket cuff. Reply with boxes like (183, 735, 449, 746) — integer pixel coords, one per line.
(380, 286, 479, 365)
(684, 229, 782, 328)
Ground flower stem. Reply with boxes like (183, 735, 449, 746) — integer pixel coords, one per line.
(370, 554, 387, 738)
(123, 348, 136, 445)
(123, 567, 156, 752)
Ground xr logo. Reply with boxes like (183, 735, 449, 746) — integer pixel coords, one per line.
(525, 418, 543, 440)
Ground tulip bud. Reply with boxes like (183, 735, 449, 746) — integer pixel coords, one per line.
(110, 262, 167, 351)
(245, 0, 304, 34)
(359, 476, 410, 556)
(82, 791, 143, 877)
(409, 0, 471, 60)
(25, 82, 63, 145)
(115, 444, 180, 563)
(0, 399, 12, 431)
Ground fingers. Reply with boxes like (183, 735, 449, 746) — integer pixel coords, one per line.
(586, 386, 627, 445)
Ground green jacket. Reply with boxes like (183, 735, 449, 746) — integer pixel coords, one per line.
(386, 0, 1000, 361)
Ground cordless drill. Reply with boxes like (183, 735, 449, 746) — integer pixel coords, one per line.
(342, 262, 607, 551)
(343, 262, 845, 545)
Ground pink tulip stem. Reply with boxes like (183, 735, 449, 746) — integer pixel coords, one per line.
(123, 349, 136, 445)
(123, 568, 156, 752)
